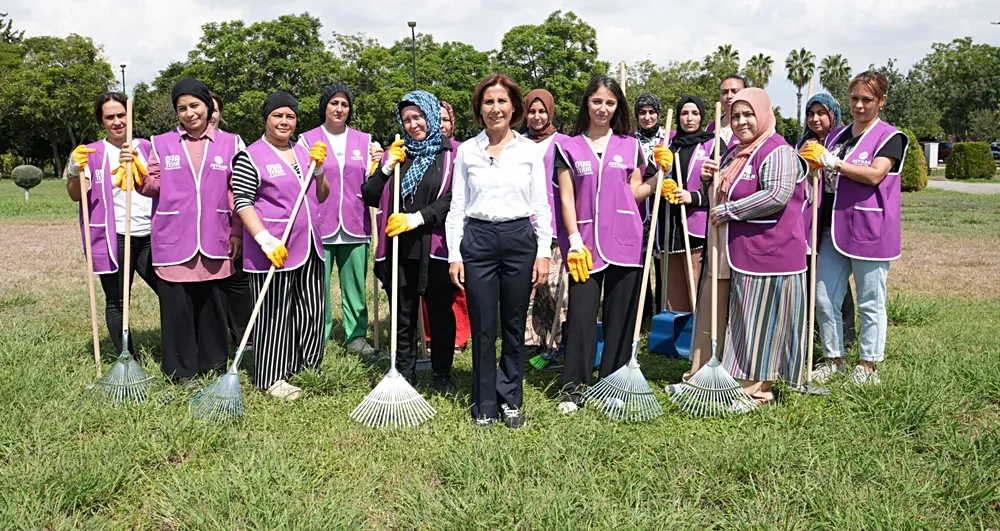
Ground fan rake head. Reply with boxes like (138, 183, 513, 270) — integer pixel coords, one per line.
(350, 371, 435, 429)
(95, 351, 153, 404)
(670, 357, 756, 417)
(583, 358, 664, 423)
(188, 371, 244, 422)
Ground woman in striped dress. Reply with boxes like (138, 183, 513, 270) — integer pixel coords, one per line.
(705, 88, 808, 407)
(231, 91, 329, 400)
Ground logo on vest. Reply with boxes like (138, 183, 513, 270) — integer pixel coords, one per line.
(164, 155, 181, 171)
(93, 169, 104, 184)
(608, 154, 626, 169)
(210, 155, 228, 171)
(351, 149, 363, 161)
(853, 151, 871, 166)
(265, 163, 287, 178)
(574, 160, 593, 176)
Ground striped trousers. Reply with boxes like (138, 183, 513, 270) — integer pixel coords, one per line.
(249, 251, 326, 389)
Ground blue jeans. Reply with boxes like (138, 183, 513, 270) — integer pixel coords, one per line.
(815, 229, 890, 363)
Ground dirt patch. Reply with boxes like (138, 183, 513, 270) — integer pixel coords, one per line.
(891, 231, 1000, 299)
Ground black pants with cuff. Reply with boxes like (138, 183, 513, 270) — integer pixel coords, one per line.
(157, 277, 230, 381)
(383, 258, 456, 384)
(98, 233, 158, 355)
(462, 218, 535, 419)
(225, 261, 253, 343)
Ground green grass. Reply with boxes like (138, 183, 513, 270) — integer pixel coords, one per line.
(1, 181, 999, 529)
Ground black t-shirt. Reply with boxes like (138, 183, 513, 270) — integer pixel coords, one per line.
(821, 129, 905, 228)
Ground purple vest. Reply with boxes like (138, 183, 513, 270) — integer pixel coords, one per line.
(825, 120, 905, 261)
(299, 126, 372, 239)
(555, 134, 645, 272)
(795, 130, 842, 253)
(78, 139, 152, 274)
(374, 149, 454, 262)
(149, 128, 240, 266)
(726, 133, 808, 276)
(241, 140, 324, 272)
(538, 132, 570, 239)
(653, 133, 715, 247)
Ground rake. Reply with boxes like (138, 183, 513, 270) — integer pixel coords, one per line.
(527, 269, 567, 370)
(583, 111, 672, 423)
(96, 98, 153, 403)
(671, 103, 756, 417)
(795, 168, 831, 396)
(189, 158, 319, 421)
(79, 167, 104, 389)
(350, 134, 435, 428)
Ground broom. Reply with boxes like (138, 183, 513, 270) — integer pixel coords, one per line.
(96, 98, 154, 403)
(350, 135, 436, 428)
(189, 157, 319, 421)
(79, 167, 104, 388)
(582, 111, 673, 423)
(671, 102, 756, 417)
(527, 269, 567, 370)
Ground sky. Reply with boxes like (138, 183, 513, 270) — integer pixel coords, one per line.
(7, 0, 999, 117)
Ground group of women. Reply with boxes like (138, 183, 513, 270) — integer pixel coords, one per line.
(69, 67, 905, 426)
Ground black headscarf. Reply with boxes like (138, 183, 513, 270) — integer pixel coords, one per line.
(670, 95, 714, 150)
(319, 83, 353, 126)
(633, 93, 662, 136)
(171, 78, 214, 121)
(262, 90, 299, 119)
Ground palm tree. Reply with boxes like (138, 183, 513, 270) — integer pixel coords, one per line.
(819, 54, 852, 104)
(716, 44, 739, 66)
(785, 48, 817, 135)
(745, 53, 774, 88)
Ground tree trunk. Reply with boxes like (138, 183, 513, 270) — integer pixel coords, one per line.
(50, 138, 63, 179)
(24, 189, 29, 201)
(796, 89, 804, 138)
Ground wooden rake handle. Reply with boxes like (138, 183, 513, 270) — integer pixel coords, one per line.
(121, 98, 134, 337)
(710, 102, 722, 348)
(674, 155, 697, 308)
(79, 170, 102, 377)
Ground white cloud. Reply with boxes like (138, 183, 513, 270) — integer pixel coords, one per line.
(7, 0, 998, 116)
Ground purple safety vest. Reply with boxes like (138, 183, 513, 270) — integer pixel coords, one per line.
(374, 149, 454, 262)
(241, 139, 324, 272)
(148, 127, 240, 266)
(555, 134, 645, 272)
(725, 132, 808, 276)
(299, 126, 372, 239)
(824, 119, 906, 261)
(78, 139, 152, 274)
(536, 132, 570, 240)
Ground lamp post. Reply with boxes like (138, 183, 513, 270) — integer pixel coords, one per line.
(120, 64, 127, 93)
(407, 21, 417, 91)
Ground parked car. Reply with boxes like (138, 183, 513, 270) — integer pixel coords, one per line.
(938, 141, 953, 163)
(992, 146, 1000, 161)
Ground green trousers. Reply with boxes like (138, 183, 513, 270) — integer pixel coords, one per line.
(323, 243, 369, 344)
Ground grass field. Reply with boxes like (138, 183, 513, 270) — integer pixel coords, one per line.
(1, 179, 999, 529)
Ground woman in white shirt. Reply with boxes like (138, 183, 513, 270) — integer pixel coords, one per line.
(446, 73, 552, 429)
(66, 92, 159, 356)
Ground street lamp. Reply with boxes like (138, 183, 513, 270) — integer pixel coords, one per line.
(407, 21, 417, 91)
(120, 64, 127, 93)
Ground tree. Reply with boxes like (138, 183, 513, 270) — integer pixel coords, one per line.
(132, 82, 180, 140)
(966, 108, 1000, 141)
(704, 44, 740, 81)
(773, 106, 801, 145)
(870, 59, 944, 139)
(819, 54, 851, 106)
(12, 164, 42, 199)
(627, 59, 718, 124)
(785, 48, 816, 136)
(744, 53, 774, 88)
(913, 38, 1000, 138)
(0, 12, 23, 44)
(497, 11, 609, 131)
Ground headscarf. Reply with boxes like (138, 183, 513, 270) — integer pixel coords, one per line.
(439, 100, 455, 138)
(395, 90, 442, 200)
(716, 88, 776, 201)
(319, 83, 353, 126)
(261, 90, 298, 120)
(171, 78, 214, 121)
(670, 95, 715, 150)
(524, 89, 558, 143)
(799, 93, 842, 145)
(633, 93, 665, 162)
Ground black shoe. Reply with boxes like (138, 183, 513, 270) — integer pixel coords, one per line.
(433, 375, 456, 395)
(501, 403, 526, 429)
(473, 416, 497, 429)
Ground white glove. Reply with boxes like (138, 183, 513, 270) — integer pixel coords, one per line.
(821, 150, 843, 174)
(253, 230, 283, 254)
(568, 232, 584, 253)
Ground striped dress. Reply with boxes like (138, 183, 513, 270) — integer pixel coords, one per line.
(714, 145, 806, 387)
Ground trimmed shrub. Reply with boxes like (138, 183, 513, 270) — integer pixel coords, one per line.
(12, 165, 43, 200)
(899, 128, 927, 192)
(946, 142, 995, 180)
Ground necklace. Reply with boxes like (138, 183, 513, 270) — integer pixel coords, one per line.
(263, 135, 291, 149)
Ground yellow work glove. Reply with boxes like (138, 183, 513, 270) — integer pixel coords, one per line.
(253, 231, 289, 268)
(72, 145, 96, 171)
(385, 212, 424, 238)
(308, 141, 327, 166)
(565, 233, 594, 284)
(661, 178, 681, 204)
(799, 143, 827, 171)
(380, 139, 406, 175)
(652, 144, 674, 173)
(112, 156, 147, 189)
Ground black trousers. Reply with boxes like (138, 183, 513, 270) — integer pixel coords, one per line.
(225, 261, 253, 343)
(383, 258, 456, 383)
(157, 277, 230, 380)
(462, 218, 535, 419)
(98, 233, 158, 355)
(561, 265, 641, 403)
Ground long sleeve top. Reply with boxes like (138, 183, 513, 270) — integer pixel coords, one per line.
(445, 131, 553, 262)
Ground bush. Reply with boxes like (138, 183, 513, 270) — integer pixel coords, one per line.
(945, 142, 995, 180)
(12, 165, 43, 200)
(899, 128, 927, 192)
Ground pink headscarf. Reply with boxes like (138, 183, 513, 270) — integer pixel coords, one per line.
(439, 100, 455, 138)
(717, 88, 776, 201)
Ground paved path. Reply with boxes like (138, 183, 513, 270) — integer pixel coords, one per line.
(927, 180, 1000, 194)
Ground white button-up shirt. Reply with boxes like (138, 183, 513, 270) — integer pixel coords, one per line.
(445, 130, 553, 262)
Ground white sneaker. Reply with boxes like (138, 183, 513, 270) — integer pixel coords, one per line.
(557, 401, 579, 415)
(729, 399, 756, 415)
(812, 361, 844, 383)
(849, 365, 880, 386)
(665, 383, 686, 394)
(346, 338, 376, 356)
(604, 397, 626, 410)
(267, 380, 301, 401)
